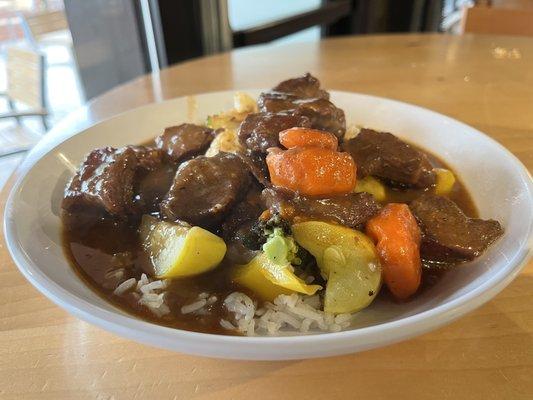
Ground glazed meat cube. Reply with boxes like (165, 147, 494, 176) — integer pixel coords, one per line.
(410, 194, 504, 261)
(272, 73, 330, 99)
(129, 145, 167, 170)
(129, 146, 176, 213)
(257, 91, 301, 114)
(239, 150, 271, 187)
(221, 184, 265, 263)
(262, 188, 381, 229)
(63, 145, 176, 225)
(155, 123, 215, 162)
(257, 74, 344, 137)
(342, 129, 435, 188)
(238, 112, 311, 153)
(161, 152, 252, 228)
(292, 98, 346, 138)
(258, 96, 345, 138)
(62, 147, 138, 218)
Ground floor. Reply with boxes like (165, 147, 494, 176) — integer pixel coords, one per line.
(0, 41, 82, 190)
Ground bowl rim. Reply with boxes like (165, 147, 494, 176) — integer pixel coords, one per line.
(3, 90, 533, 359)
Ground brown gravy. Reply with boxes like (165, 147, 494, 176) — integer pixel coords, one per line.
(63, 146, 477, 335)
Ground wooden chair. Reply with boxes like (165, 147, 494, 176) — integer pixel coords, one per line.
(18, 9, 72, 49)
(0, 46, 48, 158)
(463, 2, 533, 36)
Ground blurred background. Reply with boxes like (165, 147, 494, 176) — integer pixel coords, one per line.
(0, 0, 531, 187)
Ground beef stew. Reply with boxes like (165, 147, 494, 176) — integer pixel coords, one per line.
(61, 74, 503, 336)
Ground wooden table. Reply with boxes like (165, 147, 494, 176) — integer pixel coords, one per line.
(1, 34, 532, 399)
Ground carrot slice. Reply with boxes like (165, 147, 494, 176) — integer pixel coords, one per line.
(366, 203, 422, 300)
(266, 147, 356, 196)
(279, 127, 338, 150)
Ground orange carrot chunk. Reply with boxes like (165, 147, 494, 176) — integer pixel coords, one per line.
(266, 147, 356, 196)
(279, 127, 338, 150)
(366, 203, 422, 300)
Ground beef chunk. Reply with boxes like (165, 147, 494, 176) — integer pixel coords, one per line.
(258, 72, 330, 113)
(272, 73, 330, 99)
(292, 98, 346, 138)
(258, 96, 345, 138)
(221, 186, 263, 240)
(410, 194, 504, 261)
(129, 146, 167, 170)
(161, 152, 252, 228)
(238, 112, 311, 153)
(239, 150, 271, 187)
(262, 188, 381, 228)
(62, 147, 138, 219)
(342, 129, 435, 188)
(221, 184, 265, 263)
(133, 162, 177, 214)
(257, 91, 300, 114)
(122, 146, 176, 213)
(155, 123, 214, 162)
(257, 74, 344, 137)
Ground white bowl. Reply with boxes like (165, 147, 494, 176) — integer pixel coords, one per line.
(4, 91, 532, 360)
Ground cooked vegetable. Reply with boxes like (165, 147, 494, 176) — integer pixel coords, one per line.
(263, 227, 300, 265)
(139, 215, 226, 278)
(207, 92, 257, 131)
(266, 147, 356, 196)
(235, 229, 321, 299)
(206, 114, 241, 131)
(235, 253, 318, 300)
(205, 128, 243, 157)
(292, 221, 382, 314)
(434, 168, 456, 196)
(366, 203, 422, 300)
(354, 176, 386, 202)
(279, 127, 338, 150)
(233, 92, 258, 114)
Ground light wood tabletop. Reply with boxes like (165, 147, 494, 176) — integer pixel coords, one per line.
(1, 34, 532, 399)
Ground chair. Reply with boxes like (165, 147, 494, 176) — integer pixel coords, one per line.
(463, 2, 533, 36)
(18, 9, 72, 49)
(0, 46, 48, 158)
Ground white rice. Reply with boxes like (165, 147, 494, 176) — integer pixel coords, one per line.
(140, 280, 167, 294)
(113, 273, 170, 317)
(111, 276, 354, 335)
(179, 292, 219, 315)
(181, 299, 207, 314)
(335, 313, 353, 324)
(136, 273, 150, 290)
(222, 292, 354, 336)
(113, 278, 136, 295)
(220, 319, 236, 330)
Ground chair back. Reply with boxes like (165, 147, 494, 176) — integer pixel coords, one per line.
(6, 46, 46, 111)
(464, 5, 533, 37)
(21, 9, 69, 42)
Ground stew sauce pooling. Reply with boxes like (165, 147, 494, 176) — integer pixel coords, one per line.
(62, 74, 503, 335)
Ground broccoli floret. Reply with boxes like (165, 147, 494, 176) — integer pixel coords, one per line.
(242, 212, 291, 251)
(263, 227, 301, 266)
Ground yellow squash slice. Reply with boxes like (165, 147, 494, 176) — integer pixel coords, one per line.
(139, 215, 226, 278)
(292, 221, 382, 314)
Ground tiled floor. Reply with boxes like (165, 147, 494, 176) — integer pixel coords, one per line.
(0, 42, 82, 190)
